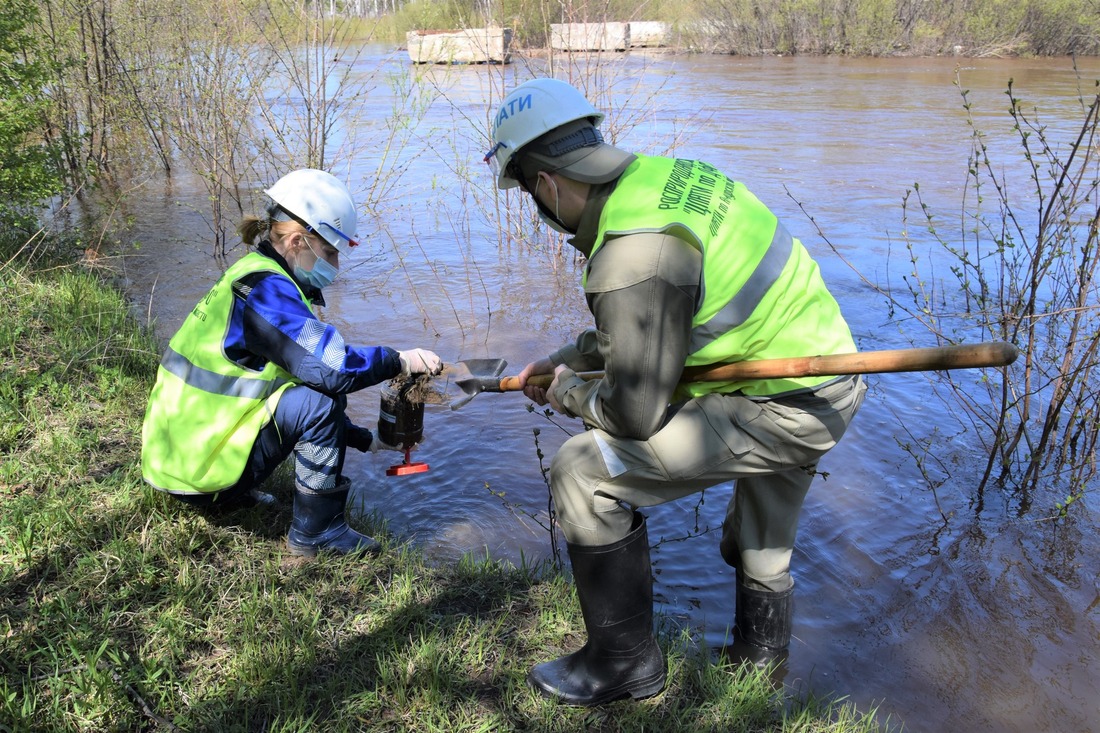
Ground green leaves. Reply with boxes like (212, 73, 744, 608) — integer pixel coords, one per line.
(0, 1, 64, 231)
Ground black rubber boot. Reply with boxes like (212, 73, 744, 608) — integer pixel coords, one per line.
(730, 576, 793, 673)
(286, 477, 381, 557)
(174, 487, 278, 511)
(243, 489, 279, 508)
(527, 512, 666, 706)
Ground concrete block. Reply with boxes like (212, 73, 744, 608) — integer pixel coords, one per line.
(407, 28, 512, 64)
(550, 22, 630, 52)
(629, 21, 669, 47)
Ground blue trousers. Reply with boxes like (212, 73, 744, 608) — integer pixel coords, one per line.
(175, 386, 348, 506)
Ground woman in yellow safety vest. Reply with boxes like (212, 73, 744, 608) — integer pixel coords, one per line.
(141, 169, 442, 557)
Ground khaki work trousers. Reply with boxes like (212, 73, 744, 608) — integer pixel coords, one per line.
(548, 375, 866, 593)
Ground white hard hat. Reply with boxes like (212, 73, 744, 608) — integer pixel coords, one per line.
(485, 78, 604, 190)
(264, 169, 360, 254)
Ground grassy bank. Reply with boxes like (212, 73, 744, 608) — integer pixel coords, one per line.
(0, 238, 892, 731)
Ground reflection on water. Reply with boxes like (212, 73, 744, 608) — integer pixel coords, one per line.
(108, 50, 1099, 733)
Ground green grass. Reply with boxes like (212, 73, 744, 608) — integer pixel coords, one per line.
(0, 236, 894, 732)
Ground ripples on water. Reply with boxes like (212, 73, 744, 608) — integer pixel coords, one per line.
(112, 51, 1099, 733)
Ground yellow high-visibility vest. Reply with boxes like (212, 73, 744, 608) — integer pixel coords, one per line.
(141, 253, 300, 493)
(589, 155, 856, 398)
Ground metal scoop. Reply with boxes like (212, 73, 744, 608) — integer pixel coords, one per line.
(447, 358, 509, 410)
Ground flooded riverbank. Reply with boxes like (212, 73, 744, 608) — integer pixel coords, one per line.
(106, 51, 1099, 732)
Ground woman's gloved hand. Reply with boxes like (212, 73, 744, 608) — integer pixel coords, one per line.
(398, 348, 443, 376)
(369, 435, 405, 454)
(345, 423, 375, 453)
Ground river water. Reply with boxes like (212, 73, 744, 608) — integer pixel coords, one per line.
(107, 49, 1099, 731)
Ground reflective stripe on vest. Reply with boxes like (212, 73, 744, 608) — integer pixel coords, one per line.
(160, 347, 289, 401)
(688, 221, 794, 354)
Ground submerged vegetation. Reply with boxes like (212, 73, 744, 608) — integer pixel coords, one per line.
(793, 64, 1100, 515)
(895, 73, 1100, 512)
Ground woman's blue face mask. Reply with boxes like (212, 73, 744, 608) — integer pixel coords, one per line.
(294, 239, 339, 289)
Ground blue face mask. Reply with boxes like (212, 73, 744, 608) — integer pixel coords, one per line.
(293, 241, 339, 289)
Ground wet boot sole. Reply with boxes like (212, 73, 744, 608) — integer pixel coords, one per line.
(286, 540, 322, 558)
(527, 668, 667, 706)
(285, 538, 381, 558)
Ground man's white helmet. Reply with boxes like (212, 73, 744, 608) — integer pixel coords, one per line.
(264, 169, 360, 254)
(485, 78, 604, 190)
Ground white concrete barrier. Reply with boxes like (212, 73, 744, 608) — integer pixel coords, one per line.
(550, 22, 630, 52)
(406, 28, 512, 64)
(629, 21, 669, 48)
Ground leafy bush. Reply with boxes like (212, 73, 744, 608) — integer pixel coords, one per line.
(0, 1, 63, 231)
(679, 0, 1100, 55)
(877, 73, 1100, 514)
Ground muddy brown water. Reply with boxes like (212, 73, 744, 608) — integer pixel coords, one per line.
(104, 51, 1099, 731)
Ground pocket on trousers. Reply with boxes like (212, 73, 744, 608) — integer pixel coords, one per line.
(700, 393, 767, 458)
(646, 394, 757, 479)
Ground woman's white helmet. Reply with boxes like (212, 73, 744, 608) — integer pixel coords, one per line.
(264, 169, 360, 254)
(485, 78, 604, 190)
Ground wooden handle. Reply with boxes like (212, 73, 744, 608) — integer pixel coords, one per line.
(499, 375, 534, 391)
(683, 342, 1018, 382)
(503, 342, 1017, 391)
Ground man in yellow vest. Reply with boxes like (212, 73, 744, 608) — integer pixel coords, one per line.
(141, 169, 442, 557)
(486, 79, 866, 704)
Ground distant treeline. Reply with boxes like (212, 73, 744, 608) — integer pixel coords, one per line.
(4, 0, 1096, 238)
(378, 0, 1099, 56)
